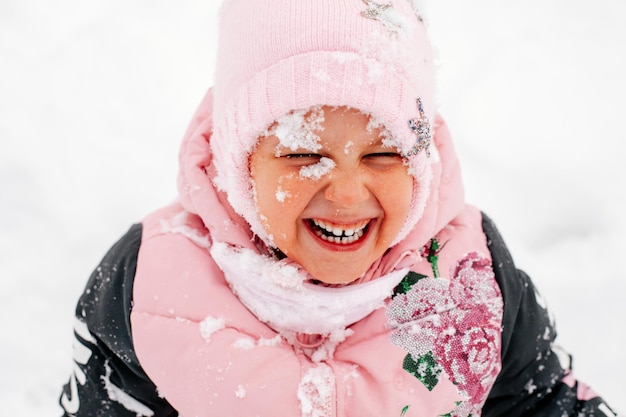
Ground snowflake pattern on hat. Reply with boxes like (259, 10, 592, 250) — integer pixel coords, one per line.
(386, 240, 503, 417)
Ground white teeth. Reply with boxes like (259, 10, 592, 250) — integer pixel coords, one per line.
(312, 223, 366, 245)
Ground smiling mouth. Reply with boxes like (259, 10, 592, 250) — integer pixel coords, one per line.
(308, 219, 370, 245)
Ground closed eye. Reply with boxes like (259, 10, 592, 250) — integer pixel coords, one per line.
(284, 153, 321, 159)
(363, 152, 404, 168)
(364, 152, 402, 159)
(280, 153, 322, 168)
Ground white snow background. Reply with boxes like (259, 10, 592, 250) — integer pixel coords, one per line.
(1, 0, 624, 415)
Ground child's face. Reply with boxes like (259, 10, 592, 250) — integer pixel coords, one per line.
(249, 106, 413, 285)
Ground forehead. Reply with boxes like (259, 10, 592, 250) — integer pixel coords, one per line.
(260, 105, 388, 151)
(321, 106, 377, 134)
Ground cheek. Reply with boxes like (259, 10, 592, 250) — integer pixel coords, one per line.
(255, 174, 310, 233)
(378, 171, 414, 225)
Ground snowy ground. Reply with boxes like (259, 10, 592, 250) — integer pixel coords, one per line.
(1, 1, 624, 415)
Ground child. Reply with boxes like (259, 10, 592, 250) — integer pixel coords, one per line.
(59, 1, 620, 416)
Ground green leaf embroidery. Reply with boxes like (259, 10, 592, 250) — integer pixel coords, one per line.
(392, 271, 427, 297)
(402, 352, 442, 391)
(426, 238, 442, 278)
(400, 405, 410, 417)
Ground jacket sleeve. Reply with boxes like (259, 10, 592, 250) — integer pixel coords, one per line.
(481, 214, 620, 417)
(59, 224, 178, 417)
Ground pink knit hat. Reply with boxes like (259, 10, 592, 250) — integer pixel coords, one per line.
(210, 0, 437, 245)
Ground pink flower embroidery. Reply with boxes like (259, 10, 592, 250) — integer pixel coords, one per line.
(387, 252, 503, 417)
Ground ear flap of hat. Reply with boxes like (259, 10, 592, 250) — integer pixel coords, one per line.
(395, 113, 465, 246)
(177, 88, 257, 249)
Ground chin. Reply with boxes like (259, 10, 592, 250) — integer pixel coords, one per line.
(308, 267, 365, 286)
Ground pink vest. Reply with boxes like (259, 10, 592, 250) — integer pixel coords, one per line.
(130, 203, 503, 417)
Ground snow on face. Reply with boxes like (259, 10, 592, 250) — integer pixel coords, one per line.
(249, 106, 415, 284)
(299, 157, 336, 180)
(275, 185, 290, 202)
(269, 106, 325, 155)
(365, 112, 428, 181)
(267, 106, 398, 185)
(366, 114, 396, 151)
(259, 107, 337, 202)
(344, 140, 354, 155)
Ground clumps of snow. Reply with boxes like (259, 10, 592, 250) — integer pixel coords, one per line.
(366, 114, 395, 148)
(235, 385, 246, 399)
(160, 210, 211, 250)
(299, 157, 335, 180)
(275, 186, 290, 202)
(297, 364, 335, 417)
(102, 361, 155, 416)
(232, 335, 283, 351)
(175, 316, 192, 324)
(232, 338, 255, 351)
(258, 335, 283, 347)
(524, 378, 538, 394)
(221, 242, 306, 290)
(199, 316, 226, 343)
(269, 106, 325, 154)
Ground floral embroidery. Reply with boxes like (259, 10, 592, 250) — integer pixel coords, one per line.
(387, 247, 503, 417)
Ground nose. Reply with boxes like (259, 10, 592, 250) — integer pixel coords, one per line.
(323, 169, 370, 208)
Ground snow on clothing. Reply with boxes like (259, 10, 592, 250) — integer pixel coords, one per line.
(59, 1, 619, 413)
(59, 89, 618, 416)
(59, 212, 618, 417)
